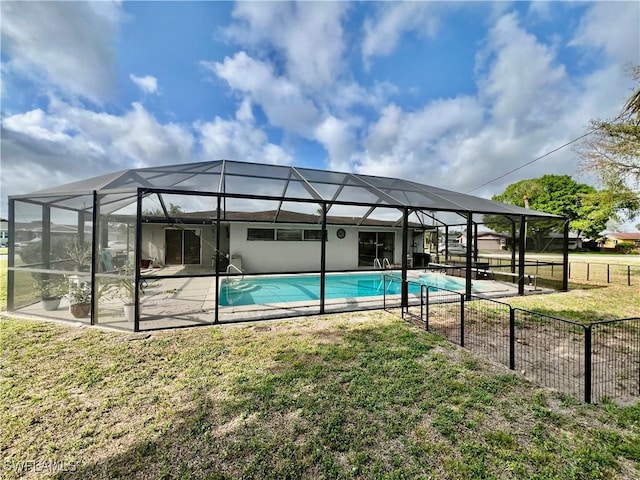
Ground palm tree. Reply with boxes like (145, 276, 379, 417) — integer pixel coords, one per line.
(621, 66, 640, 123)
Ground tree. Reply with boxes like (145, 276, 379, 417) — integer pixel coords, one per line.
(484, 175, 615, 248)
(142, 202, 184, 217)
(622, 66, 640, 120)
(576, 66, 640, 221)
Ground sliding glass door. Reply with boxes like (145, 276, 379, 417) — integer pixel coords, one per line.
(358, 231, 394, 266)
(165, 228, 201, 265)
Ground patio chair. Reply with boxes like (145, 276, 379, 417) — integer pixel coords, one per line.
(100, 249, 147, 291)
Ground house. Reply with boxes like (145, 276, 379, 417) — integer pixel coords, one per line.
(7, 159, 567, 331)
(138, 209, 427, 272)
(474, 232, 508, 251)
(0, 218, 7, 247)
(599, 232, 640, 251)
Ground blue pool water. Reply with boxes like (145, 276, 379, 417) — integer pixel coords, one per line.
(219, 272, 475, 307)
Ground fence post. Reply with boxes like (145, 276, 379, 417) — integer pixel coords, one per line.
(587, 263, 590, 281)
(568, 262, 571, 279)
(536, 260, 539, 275)
(509, 307, 515, 370)
(551, 262, 554, 277)
(401, 280, 405, 319)
(460, 294, 465, 348)
(585, 326, 592, 404)
(383, 276, 386, 310)
(425, 287, 429, 331)
(607, 264, 610, 284)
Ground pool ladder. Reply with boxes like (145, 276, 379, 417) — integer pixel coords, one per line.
(226, 264, 245, 287)
(374, 258, 391, 270)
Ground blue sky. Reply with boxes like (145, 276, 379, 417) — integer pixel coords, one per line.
(1, 1, 639, 221)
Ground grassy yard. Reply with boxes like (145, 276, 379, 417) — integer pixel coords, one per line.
(504, 283, 640, 321)
(1, 306, 640, 477)
(2, 258, 640, 478)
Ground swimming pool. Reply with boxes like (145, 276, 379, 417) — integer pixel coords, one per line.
(219, 272, 475, 307)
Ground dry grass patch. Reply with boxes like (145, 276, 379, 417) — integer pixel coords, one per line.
(502, 283, 640, 321)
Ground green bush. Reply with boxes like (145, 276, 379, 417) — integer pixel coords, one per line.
(615, 241, 638, 254)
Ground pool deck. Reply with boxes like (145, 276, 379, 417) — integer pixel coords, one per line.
(13, 267, 550, 331)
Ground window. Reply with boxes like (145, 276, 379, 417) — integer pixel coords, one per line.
(246, 227, 327, 241)
(247, 228, 274, 241)
(276, 228, 303, 241)
(303, 230, 326, 241)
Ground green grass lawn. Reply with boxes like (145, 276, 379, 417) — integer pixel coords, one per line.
(2, 258, 640, 478)
(2, 310, 640, 479)
(0, 259, 6, 310)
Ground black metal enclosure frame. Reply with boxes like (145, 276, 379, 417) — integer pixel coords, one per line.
(7, 160, 567, 331)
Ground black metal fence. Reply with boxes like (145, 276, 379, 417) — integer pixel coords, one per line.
(567, 262, 637, 286)
(591, 319, 640, 402)
(512, 308, 586, 401)
(478, 257, 637, 286)
(414, 284, 639, 404)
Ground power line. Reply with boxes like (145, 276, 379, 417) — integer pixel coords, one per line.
(466, 130, 595, 194)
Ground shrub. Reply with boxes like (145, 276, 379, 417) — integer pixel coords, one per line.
(615, 241, 638, 254)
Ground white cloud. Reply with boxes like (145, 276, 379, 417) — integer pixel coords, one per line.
(206, 51, 321, 136)
(356, 96, 485, 182)
(477, 13, 572, 129)
(362, 2, 440, 64)
(2, 109, 71, 143)
(225, 2, 347, 90)
(355, 9, 632, 199)
(197, 109, 293, 166)
(130, 74, 159, 95)
(0, 1, 123, 104)
(570, 2, 640, 65)
(314, 116, 357, 172)
(1, 100, 195, 204)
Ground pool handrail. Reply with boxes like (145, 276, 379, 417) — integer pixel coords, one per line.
(226, 264, 244, 281)
(374, 258, 392, 270)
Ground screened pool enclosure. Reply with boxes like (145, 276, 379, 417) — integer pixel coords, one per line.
(7, 160, 568, 331)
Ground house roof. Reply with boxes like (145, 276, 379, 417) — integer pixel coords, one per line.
(476, 232, 508, 238)
(141, 209, 424, 228)
(12, 159, 563, 222)
(607, 232, 640, 240)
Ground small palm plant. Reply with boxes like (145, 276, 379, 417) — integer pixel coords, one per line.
(34, 275, 67, 311)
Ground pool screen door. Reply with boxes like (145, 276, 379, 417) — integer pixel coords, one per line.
(165, 228, 201, 265)
(358, 232, 394, 266)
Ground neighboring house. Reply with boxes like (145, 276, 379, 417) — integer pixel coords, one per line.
(460, 230, 584, 252)
(475, 232, 508, 251)
(599, 232, 640, 250)
(544, 232, 584, 251)
(456, 231, 509, 252)
(0, 218, 8, 247)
